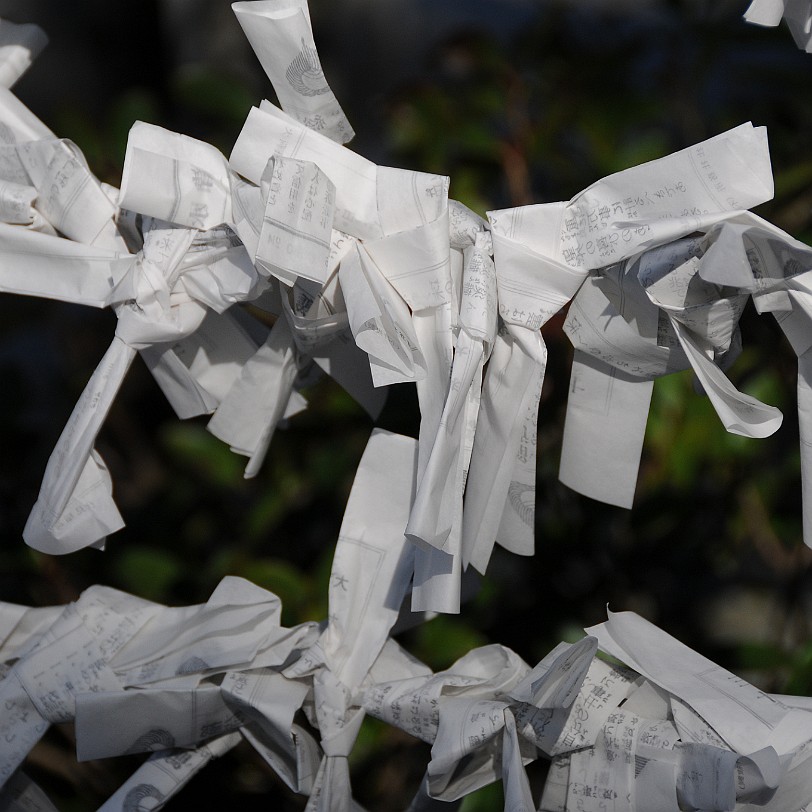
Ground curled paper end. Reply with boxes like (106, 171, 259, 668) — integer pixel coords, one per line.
(23, 450, 124, 555)
(232, 0, 355, 144)
(735, 746, 783, 806)
(744, 0, 812, 51)
(723, 405, 784, 439)
(509, 635, 599, 710)
(0, 19, 48, 89)
(744, 0, 786, 26)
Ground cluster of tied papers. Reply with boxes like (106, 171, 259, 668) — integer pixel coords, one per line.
(2, 430, 812, 812)
(0, 2, 811, 809)
(2, 7, 812, 607)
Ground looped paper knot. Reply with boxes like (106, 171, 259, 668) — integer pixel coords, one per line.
(111, 223, 203, 347)
(562, 260, 776, 511)
(110, 220, 262, 349)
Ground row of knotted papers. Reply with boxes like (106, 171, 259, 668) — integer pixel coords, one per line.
(2, 430, 812, 812)
(0, 2, 811, 809)
(1, 8, 812, 614)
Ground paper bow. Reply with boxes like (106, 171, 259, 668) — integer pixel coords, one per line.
(692, 212, 812, 547)
(363, 635, 603, 805)
(548, 123, 779, 512)
(559, 227, 783, 511)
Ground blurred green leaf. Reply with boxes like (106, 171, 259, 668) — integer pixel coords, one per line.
(410, 616, 488, 672)
(112, 547, 182, 601)
(460, 781, 503, 812)
(236, 557, 312, 626)
(160, 422, 246, 489)
(171, 65, 257, 124)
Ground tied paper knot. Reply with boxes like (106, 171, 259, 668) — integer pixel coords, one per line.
(459, 203, 589, 581)
(111, 224, 207, 348)
(428, 702, 536, 805)
(424, 647, 535, 805)
(278, 430, 426, 810)
(559, 227, 783, 512)
(0, 584, 159, 784)
(22, 216, 264, 554)
(408, 220, 498, 613)
(363, 637, 598, 806)
(0, 575, 327, 806)
(109, 218, 264, 348)
(69, 578, 322, 806)
(692, 213, 812, 546)
(427, 638, 602, 805)
(299, 671, 367, 812)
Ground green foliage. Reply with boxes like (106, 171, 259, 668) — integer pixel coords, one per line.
(407, 615, 489, 672)
(461, 782, 504, 812)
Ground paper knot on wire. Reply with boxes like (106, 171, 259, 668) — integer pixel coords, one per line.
(557, 204, 812, 546)
(20, 178, 266, 553)
(686, 213, 812, 546)
(544, 124, 788, 517)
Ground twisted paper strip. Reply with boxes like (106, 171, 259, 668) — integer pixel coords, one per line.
(233, 0, 354, 144)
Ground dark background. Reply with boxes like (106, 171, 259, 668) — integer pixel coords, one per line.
(0, 1, 811, 809)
